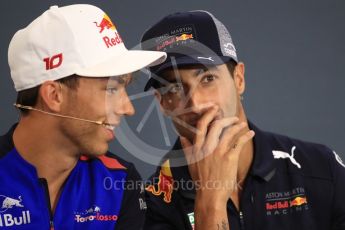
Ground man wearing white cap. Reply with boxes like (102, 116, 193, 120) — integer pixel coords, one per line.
(0, 4, 165, 229)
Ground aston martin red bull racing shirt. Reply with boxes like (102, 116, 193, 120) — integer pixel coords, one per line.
(0, 124, 146, 229)
(144, 122, 345, 230)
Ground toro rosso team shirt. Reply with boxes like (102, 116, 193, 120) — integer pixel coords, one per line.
(144, 122, 345, 230)
(0, 124, 146, 229)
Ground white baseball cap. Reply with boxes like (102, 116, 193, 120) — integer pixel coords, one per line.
(8, 4, 167, 92)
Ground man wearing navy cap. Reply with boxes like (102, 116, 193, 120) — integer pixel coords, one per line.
(141, 11, 345, 230)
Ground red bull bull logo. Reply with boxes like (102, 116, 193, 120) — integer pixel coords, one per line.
(146, 160, 174, 203)
(289, 196, 307, 207)
(94, 14, 116, 33)
(175, 33, 194, 41)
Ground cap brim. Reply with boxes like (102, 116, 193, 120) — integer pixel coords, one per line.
(75, 50, 167, 77)
(144, 55, 233, 91)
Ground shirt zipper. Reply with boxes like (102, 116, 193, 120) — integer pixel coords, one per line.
(239, 211, 245, 230)
(39, 178, 54, 230)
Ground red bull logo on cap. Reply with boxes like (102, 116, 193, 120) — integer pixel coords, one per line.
(146, 160, 174, 203)
(175, 33, 194, 42)
(156, 32, 195, 51)
(94, 14, 116, 33)
(94, 14, 123, 49)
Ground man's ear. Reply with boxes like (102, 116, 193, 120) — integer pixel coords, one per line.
(154, 90, 169, 116)
(233, 62, 246, 95)
(38, 81, 64, 112)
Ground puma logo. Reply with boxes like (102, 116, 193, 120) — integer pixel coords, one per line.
(333, 151, 345, 168)
(272, 146, 301, 169)
(197, 56, 214, 62)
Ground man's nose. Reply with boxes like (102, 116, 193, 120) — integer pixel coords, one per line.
(116, 90, 135, 116)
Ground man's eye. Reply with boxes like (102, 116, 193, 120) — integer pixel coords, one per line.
(106, 88, 118, 94)
(168, 84, 183, 94)
(201, 75, 216, 83)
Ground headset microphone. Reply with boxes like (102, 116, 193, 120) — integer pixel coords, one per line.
(13, 103, 109, 126)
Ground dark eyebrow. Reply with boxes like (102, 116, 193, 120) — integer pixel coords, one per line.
(109, 74, 132, 85)
(193, 65, 219, 76)
(193, 68, 206, 77)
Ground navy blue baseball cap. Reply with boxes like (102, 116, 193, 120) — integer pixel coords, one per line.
(141, 10, 238, 91)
